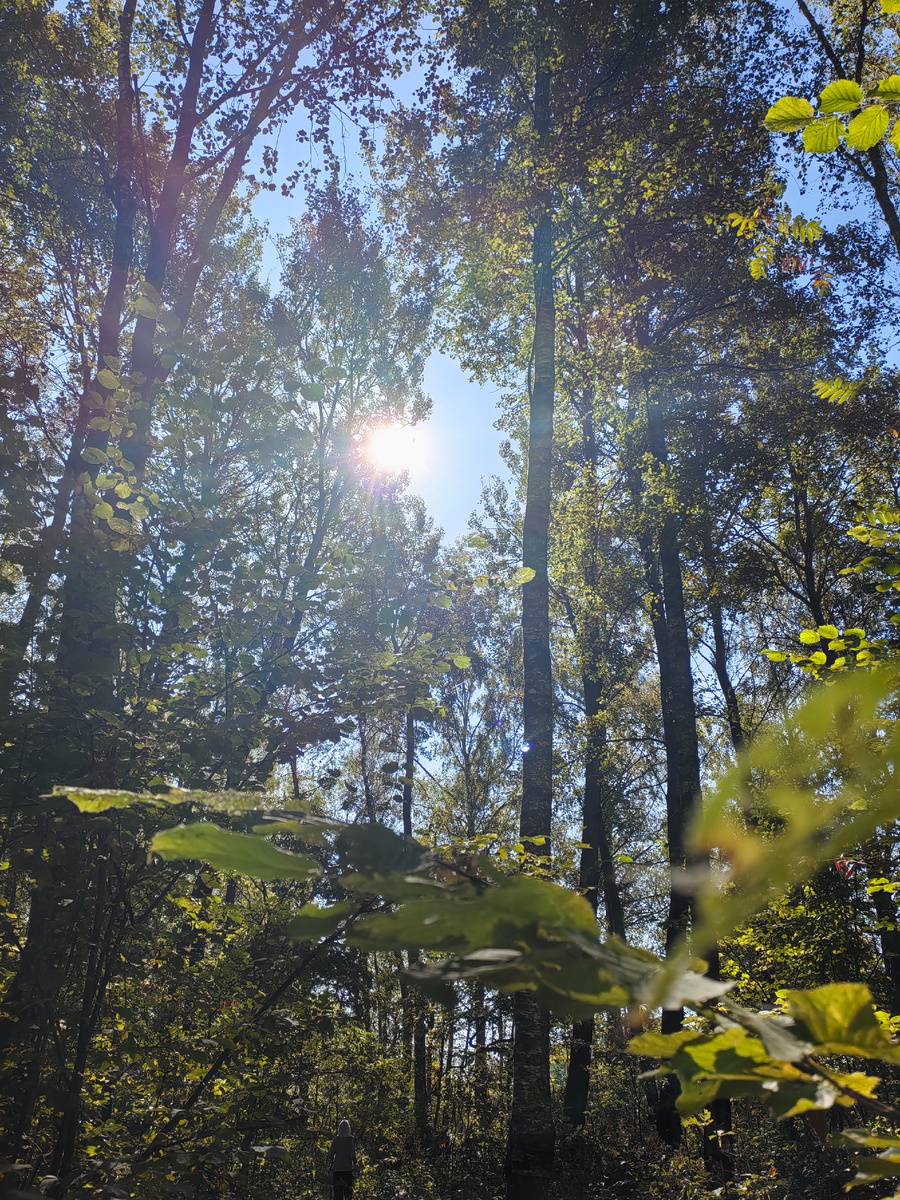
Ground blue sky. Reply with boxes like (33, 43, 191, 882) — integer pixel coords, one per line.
(247, 62, 514, 546)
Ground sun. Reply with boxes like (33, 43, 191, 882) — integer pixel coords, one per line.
(364, 423, 425, 475)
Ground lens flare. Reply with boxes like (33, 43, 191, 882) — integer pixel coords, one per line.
(364, 424, 425, 475)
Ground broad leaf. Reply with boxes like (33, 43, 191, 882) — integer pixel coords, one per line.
(818, 79, 863, 113)
(803, 118, 843, 153)
(152, 822, 321, 881)
(785, 983, 900, 1061)
(764, 96, 815, 132)
(846, 105, 889, 149)
(876, 74, 900, 101)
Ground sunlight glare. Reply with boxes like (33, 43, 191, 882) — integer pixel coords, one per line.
(364, 423, 426, 475)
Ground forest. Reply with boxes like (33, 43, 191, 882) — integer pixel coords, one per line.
(4, 0, 900, 1197)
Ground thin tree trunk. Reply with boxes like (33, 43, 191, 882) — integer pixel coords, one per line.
(412, 985, 430, 1144)
(403, 710, 414, 839)
(51, 858, 111, 1180)
(866, 838, 900, 1016)
(473, 981, 488, 1117)
(699, 520, 746, 752)
(358, 714, 377, 822)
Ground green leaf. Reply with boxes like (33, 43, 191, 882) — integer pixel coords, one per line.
(56, 784, 272, 816)
(431, 594, 452, 609)
(629, 1029, 702, 1058)
(287, 902, 353, 941)
(453, 655, 472, 669)
(882, 0, 900, 12)
(818, 79, 863, 113)
(512, 567, 536, 585)
(765, 650, 787, 662)
(798, 629, 821, 644)
(846, 105, 889, 149)
(803, 118, 843, 153)
(813, 376, 862, 404)
(832, 1129, 900, 1151)
(134, 296, 158, 319)
(690, 666, 900, 959)
(719, 998, 814, 1061)
(300, 381, 326, 402)
(764, 96, 815, 132)
(94, 502, 114, 520)
(335, 823, 427, 879)
(844, 1150, 900, 1187)
(81, 448, 108, 465)
(106, 518, 132, 534)
(55, 787, 162, 812)
(817, 624, 840, 639)
(97, 369, 119, 390)
(876, 74, 900, 101)
(152, 823, 321, 881)
(785, 983, 900, 1060)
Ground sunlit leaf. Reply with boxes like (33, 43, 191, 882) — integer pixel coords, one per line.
(803, 118, 843, 153)
(876, 74, 900, 101)
(817, 79, 863, 113)
(152, 823, 321, 881)
(846, 105, 889, 149)
(764, 96, 815, 132)
(689, 666, 900, 958)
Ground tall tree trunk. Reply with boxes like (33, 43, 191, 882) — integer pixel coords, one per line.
(50, 858, 112, 1181)
(0, 0, 138, 719)
(505, 47, 555, 1200)
(473, 981, 488, 1118)
(562, 664, 627, 1129)
(413, 992, 430, 1145)
(639, 389, 733, 1179)
(402, 709, 430, 1143)
(402, 710, 415, 840)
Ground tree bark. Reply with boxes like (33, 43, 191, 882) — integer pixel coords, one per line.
(506, 47, 555, 1200)
(638, 390, 733, 1178)
(562, 670, 626, 1129)
(700, 520, 746, 752)
(0, 0, 138, 718)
